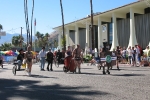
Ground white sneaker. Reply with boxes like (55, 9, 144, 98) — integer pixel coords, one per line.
(25, 68, 29, 76)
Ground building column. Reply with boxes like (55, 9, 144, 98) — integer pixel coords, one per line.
(86, 21, 90, 47)
(98, 17, 103, 51)
(128, 8, 138, 47)
(110, 13, 119, 51)
(65, 27, 69, 47)
(75, 24, 79, 45)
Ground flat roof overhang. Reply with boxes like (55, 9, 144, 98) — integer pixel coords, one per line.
(53, 1, 148, 30)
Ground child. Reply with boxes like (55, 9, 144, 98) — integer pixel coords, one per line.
(140, 55, 148, 67)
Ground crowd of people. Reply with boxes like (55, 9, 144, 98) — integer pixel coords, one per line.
(1, 43, 150, 76)
(89, 44, 150, 69)
(14, 44, 84, 76)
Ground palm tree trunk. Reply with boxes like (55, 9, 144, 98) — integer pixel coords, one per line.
(24, 0, 29, 46)
(60, 0, 66, 51)
(90, 0, 94, 50)
(30, 0, 34, 50)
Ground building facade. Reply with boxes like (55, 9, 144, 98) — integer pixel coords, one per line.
(54, 1, 150, 51)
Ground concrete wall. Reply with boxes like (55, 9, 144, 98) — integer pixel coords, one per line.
(69, 30, 75, 46)
(79, 28, 86, 49)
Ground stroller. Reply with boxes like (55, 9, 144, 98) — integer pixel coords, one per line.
(63, 55, 76, 73)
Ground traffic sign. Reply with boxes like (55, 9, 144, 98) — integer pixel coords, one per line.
(0, 31, 6, 36)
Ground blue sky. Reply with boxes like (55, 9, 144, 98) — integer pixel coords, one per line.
(0, 0, 137, 34)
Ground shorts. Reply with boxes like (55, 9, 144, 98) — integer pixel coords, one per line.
(75, 57, 81, 61)
(117, 56, 121, 60)
(147, 57, 150, 62)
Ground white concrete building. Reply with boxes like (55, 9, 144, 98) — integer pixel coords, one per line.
(53, 1, 150, 51)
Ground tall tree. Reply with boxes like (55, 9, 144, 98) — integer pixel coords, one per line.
(45, 33, 49, 48)
(0, 43, 12, 51)
(60, 0, 66, 51)
(0, 24, 3, 30)
(35, 31, 41, 40)
(90, 0, 94, 50)
(30, 0, 34, 49)
(12, 35, 24, 47)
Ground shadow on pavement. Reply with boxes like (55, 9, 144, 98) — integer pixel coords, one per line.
(0, 68, 8, 73)
(112, 74, 145, 77)
(123, 69, 149, 71)
(16, 74, 58, 79)
(0, 79, 110, 100)
(81, 68, 94, 69)
(78, 72, 103, 76)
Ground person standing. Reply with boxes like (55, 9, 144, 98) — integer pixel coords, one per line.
(24, 45, 33, 76)
(46, 48, 54, 71)
(116, 46, 121, 70)
(65, 46, 72, 57)
(17, 49, 24, 70)
(132, 47, 136, 66)
(72, 44, 82, 73)
(39, 47, 47, 71)
(56, 49, 62, 64)
(127, 46, 133, 66)
(146, 46, 150, 67)
(0, 54, 3, 68)
(135, 45, 140, 66)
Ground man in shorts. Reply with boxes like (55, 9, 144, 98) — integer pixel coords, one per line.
(72, 44, 82, 74)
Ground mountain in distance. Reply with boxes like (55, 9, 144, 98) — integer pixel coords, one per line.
(0, 33, 35, 45)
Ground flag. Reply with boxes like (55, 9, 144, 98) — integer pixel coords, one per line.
(34, 18, 36, 26)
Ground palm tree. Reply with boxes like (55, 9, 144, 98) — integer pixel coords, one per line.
(35, 31, 41, 40)
(60, 0, 66, 51)
(30, 0, 34, 49)
(0, 24, 3, 31)
(12, 36, 24, 47)
(0, 43, 12, 51)
(0, 24, 3, 39)
(90, 0, 94, 50)
(45, 33, 49, 48)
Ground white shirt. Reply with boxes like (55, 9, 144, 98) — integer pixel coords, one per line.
(135, 47, 140, 55)
(122, 50, 127, 57)
(128, 49, 133, 56)
(39, 50, 46, 58)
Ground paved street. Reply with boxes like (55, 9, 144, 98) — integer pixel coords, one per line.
(0, 63, 150, 100)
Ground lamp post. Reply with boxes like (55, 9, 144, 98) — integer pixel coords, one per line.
(20, 27, 23, 48)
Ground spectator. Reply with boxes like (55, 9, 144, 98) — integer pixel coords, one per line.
(39, 47, 47, 71)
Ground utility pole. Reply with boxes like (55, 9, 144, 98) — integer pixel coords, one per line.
(20, 27, 23, 48)
(90, 0, 94, 50)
